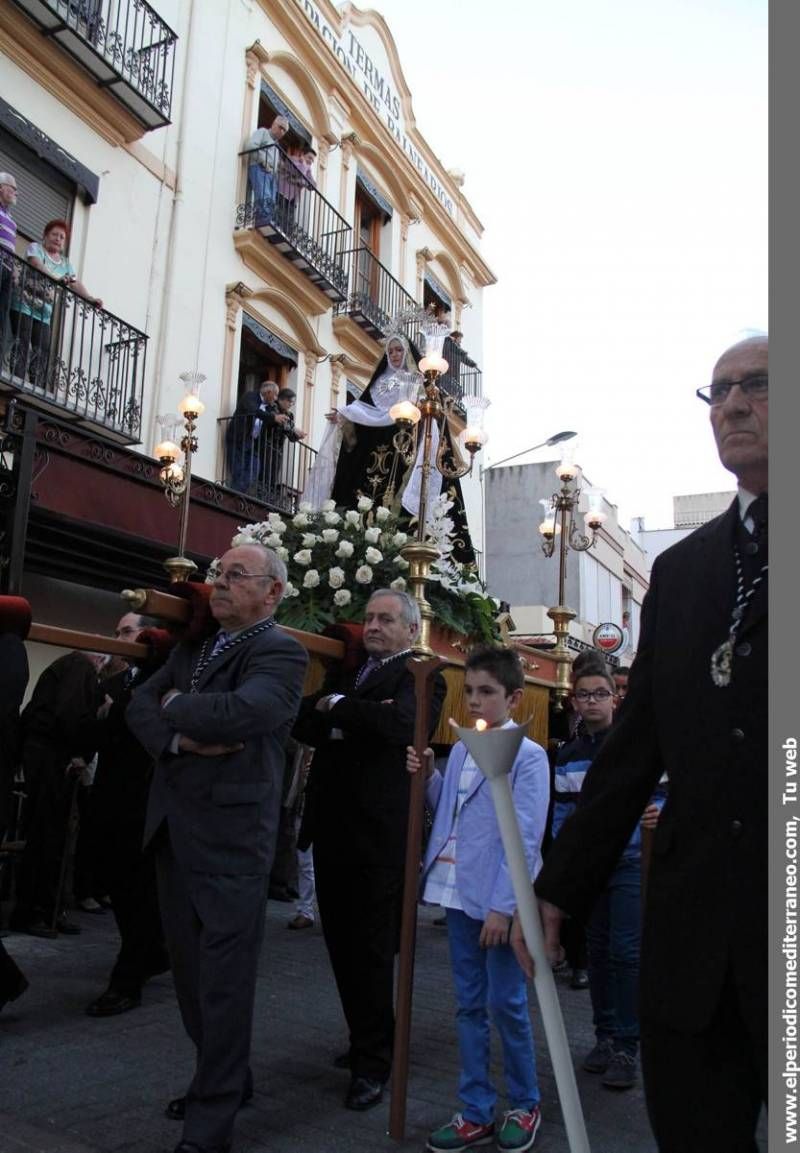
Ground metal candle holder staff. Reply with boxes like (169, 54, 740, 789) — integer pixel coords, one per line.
(154, 371, 206, 583)
(389, 316, 489, 1139)
(451, 717, 591, 1153)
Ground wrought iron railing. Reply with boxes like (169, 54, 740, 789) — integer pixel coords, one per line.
(217, 414, 317, 516)
(0, 250, 146, 443)
(438, 340, 483, 406)
(236, 143, 351, 300)
(12, 0, 177, 127)
(336, 246, 419, 340)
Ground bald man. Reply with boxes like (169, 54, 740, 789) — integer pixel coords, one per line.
(523, 336, 768, 1151)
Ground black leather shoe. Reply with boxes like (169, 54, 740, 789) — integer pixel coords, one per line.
(166, 1081, 254, 1121)
(173, 1142, 231, 1153)
(86, 989, 142, 1017)
(344, 1076, 384, 1111)
(332, 1050, 352, 1069)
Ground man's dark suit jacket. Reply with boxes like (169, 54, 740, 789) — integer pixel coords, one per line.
(295, 653, 447, 868)
(536, 499, 766, 1035)
(127, 625, 308, 876)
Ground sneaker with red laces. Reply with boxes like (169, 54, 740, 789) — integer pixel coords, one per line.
(498, 1106, 541, 1152)
(426, 1113, 495, 1152)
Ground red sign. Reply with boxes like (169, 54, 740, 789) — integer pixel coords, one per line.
(593, 622, 624, 654)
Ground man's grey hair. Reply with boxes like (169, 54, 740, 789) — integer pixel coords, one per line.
(260, 380, 279, 396)
(0, 172, 17, 187)
(236, 542, 288, 602)
(368, 588, 421, 633)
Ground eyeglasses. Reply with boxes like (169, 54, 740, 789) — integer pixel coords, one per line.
(574, 689, 613, 702)
(214, 568, 273, 585)
(696, 374, 768, 406)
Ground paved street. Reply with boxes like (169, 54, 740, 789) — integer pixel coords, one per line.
(0, 899, 663, 1153)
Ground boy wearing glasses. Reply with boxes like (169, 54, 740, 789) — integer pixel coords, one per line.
(552, 665, 663, 1090)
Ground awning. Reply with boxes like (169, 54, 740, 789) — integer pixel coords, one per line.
(424, 270, 452, 310)
(0, 97, 99, 204)
(356, 169, 393, 220)
(242, 313, 298, 364)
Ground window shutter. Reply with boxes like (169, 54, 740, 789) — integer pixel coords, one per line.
(0, 138, 72, 248)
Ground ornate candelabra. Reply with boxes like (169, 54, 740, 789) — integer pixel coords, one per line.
(388, 319, 489, 654)
(538, 444, 607, 707)
(154, 372, 206, 583)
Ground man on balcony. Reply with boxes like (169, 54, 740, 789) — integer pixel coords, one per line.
(244, 115, 289, 228)
(226, 380, 278, 495)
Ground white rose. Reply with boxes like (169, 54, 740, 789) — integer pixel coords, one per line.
(390, 577, 407, 592)
(277, 547, 289, 562)
(293, 549, 312, 566)
(365, 547, 383, 565)
(302, 569, 320, 588)
(301, 533, 318, 548)
(321, 499, 337, 512)
(231, 532, 251, 547)
(357, 496, 373, 512)
(328, 566, 345, 589)
(392, 532, 408, 546)
(265, 532, 282, 548)
(292, 512, 310, 528)
(336, 540, 355, 558)
(298, 502, 313, 513)
(323, 511, 341, 525)
(322, 529, 339, 543)
(344, 510, 361, 527)
(284, 581, 298, 598)
(375, 506, 391, 523)
(393, 556, 409, 570)
(355, 564, 373, 584)
(364, 526, 381, 544)
(267, 514, 287, 532)
(333, 589, 352, 607)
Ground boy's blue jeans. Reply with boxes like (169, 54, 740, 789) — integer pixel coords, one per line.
(586, 854, 641, 1055)
(446, 908, 540, 1124)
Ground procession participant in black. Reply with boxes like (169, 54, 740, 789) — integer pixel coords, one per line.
(517, 335, 768, 1152)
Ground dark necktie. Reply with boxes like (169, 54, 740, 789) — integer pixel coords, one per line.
(355, 657, 380, 688)
(748, 493, 768, 545)
(210, 631, 230, 657)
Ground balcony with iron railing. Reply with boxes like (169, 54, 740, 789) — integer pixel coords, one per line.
(336, 246, 420, 342)
(236, 144, 352, 303)
(11, 0, 177, 129)
(217, 414, 317, 517)
(438, 338, 483, 407)
(0, 250, 147, 444)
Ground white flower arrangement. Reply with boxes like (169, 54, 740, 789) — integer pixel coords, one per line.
(215, 496, 499, 639)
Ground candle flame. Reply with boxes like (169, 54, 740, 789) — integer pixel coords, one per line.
(474, 719, 487, 732)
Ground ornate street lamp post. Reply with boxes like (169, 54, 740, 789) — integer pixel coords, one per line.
(154, 371, 206, 583)
(539, 443, 607, 707)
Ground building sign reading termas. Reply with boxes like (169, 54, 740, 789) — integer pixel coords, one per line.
(294, 0, 456, 217)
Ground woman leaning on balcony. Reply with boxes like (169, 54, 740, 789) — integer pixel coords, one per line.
(11, 219, 102, 387)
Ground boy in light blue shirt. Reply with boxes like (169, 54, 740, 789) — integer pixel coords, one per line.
(408, 646, 549, 1153)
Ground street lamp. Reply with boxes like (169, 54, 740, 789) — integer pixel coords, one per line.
(155, 371, 206, 583)
(480, 429, 577, 474)
(388, 318, 490, 655)
(539, 443, 607, 708)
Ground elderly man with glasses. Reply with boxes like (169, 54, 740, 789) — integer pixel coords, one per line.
(518, 335, 768, 1152)
(127, 544, 308, 1153)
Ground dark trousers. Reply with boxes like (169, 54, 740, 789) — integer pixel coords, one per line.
(13, 742, 74, 925)
(641, 969, 766, 1152)
(314, 838, 403, 1082)
(156, 830, 267, 1148)
(12, 312, 51, 385)
(95, 820, 167, 995)
(0, 938, 28, 1006)
(586, 855, 641, 1053)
